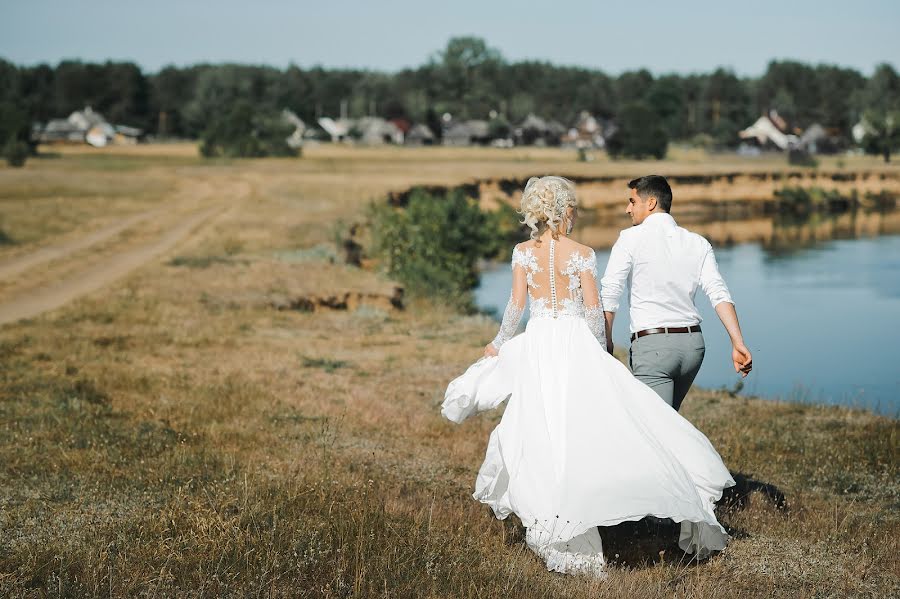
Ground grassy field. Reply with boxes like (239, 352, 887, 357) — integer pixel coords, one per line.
(0, 144, 898, 597)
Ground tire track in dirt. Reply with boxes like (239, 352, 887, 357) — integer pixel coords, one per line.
(0, 207, 168, 281)
(0, 206, 221, 326)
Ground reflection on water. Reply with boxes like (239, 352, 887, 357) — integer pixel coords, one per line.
(573, 207, 900, 253)
(477, 211, 900, 417)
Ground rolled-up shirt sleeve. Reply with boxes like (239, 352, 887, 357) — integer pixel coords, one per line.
(599, 232, 632, 312)
(699, 244, 733, 307)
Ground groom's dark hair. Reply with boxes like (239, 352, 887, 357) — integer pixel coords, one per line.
(628, 175, 672, 212)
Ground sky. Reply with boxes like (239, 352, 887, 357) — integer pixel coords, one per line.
(1, 0, 898, 76)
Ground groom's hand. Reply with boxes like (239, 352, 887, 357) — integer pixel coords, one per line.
(732, 344, 752, 378)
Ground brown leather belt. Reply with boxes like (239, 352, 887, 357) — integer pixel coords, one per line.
(631, 325, 701, 342)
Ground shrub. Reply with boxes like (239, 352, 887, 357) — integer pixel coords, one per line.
(200, 101, 297, 158)
(369, 188, 504, 311)
(3, 137, 29, 167)
(0, 99, 31, 167)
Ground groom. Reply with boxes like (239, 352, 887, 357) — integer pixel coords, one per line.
(600, 175, 752, 411)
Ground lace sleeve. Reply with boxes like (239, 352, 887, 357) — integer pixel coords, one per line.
(584, 305, 607, 349)
(490, 247, 529, 350)
(490, 292, 525, 350)
(580, 250, 608, 350)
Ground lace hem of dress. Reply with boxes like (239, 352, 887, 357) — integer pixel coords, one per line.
(525, 526, 607, 579)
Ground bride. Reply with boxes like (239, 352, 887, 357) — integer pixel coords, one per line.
(442, 176, 735, 577)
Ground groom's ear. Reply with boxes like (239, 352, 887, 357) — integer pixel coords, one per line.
(647, 196, 658, 211)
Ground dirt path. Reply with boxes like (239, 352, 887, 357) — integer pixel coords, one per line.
(0, 206, 221, 326)
(0, 207, 166, 281)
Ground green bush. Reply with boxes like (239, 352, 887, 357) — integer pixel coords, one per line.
(3, 137, 29, 167)
(369, 189, 505, 311)
(200, 101, 297, 158)
(0, 98, 31, 167)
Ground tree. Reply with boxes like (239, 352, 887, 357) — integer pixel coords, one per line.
(18, 63, 55, 123)
(856, 64, 900, 162)
(0, 63, 32, 167)
(646, 76, 686, 139)
(98, 62, 151, 128)
(151, 65, 199, 137)
(860, 110, 900, 162)
(199, 100, 297, 158)
(428, 37, 504, 119)
(0, 47, 888, 149)
(0, 101, 31, 167)
(606, 102, 668, 160)
(615, 70, 654, 106)
(185, 65, 283, 138)
(816, 65, 865, 134)
(757, 61, 822, 127)
(703, 69, 752, 146)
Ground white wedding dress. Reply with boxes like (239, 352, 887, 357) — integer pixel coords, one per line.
(442, 238, 735, 577)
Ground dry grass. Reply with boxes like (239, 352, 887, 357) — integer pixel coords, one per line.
(0, 145, 897, 598)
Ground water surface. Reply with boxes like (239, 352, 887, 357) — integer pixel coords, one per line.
(476, 223, 900, 417)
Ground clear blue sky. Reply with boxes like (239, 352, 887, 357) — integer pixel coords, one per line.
(1, 0, 897, 76)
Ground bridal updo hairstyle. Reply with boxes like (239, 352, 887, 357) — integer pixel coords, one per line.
(519, 176, 577, 242)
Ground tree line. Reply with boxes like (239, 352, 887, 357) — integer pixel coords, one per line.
(1, 37, 898, 162)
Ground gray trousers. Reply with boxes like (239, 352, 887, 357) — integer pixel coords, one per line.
(629, 331, 705, 411)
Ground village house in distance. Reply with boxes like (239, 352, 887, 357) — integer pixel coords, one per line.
(35, 106, 143, 147)
(32, 104, 857, 157)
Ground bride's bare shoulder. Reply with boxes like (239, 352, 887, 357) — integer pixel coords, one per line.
(563, 238, 595, 256)
(514, 240, 538, 253)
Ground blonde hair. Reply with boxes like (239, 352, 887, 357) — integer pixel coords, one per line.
(519, 176, 577, 241)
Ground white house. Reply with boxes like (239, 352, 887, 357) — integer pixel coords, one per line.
(37, 107, 142, 146)
(738, 114, 798, 150)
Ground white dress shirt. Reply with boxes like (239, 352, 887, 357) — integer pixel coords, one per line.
(600, 213, 733, 333)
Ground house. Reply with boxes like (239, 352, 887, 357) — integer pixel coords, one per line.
(355, 117, 404, 145)
(405, 124, 435, 146)
(282, 109, 306, 149)
(389, 118, 412, 136)
(112, 125, 142, 145)
(317, 117, 350, 143)
(852, 120, 872, 144)
(39, 118, 86, 143)
(442, 120, 490, 146)
(798, 123, 828, 154)
(738, 112, 798, 150)
(561, 111, 605, 148)
(36, 106, 143, 146)
(514, 113, 565, 146)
